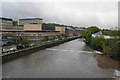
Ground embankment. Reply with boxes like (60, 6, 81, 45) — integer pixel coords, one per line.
(2, 36, 80, 63)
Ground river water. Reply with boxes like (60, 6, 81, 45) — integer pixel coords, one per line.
(2, 39, 120, 78)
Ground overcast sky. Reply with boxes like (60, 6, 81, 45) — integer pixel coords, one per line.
(1, 0, 119, 29)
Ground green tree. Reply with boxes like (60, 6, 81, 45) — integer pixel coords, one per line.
(84, 26, 100, 44)
(90, 36, 105, 51)
(20, 38, 30, 47)
(12, 21, 18, 26)
(86, 26, 100, 34)
(103, 39, 119, 59)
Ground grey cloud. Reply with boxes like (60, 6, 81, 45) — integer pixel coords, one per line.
(2, 2, 118, 29)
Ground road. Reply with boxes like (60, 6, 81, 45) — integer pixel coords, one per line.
(2, 39, 120, 78)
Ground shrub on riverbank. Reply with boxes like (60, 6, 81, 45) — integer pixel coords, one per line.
(103, 39, 120, 60)
(90, 36, 105, 51)
(82, 26, 120, 60)
(82, 26, 100, 44)
(90, 36, 119, 60)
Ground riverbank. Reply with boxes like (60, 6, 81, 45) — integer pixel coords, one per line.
(84, 41, 120, 62)
(2, 36, 81, 63)
(95, 54, 120, 69)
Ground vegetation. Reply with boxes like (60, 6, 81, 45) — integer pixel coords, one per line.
(90, 36, 105, 51)
(83, 26, 100, 44)
(102, 30, 120, 36)
(12, 21, 18, 26)
(82, 26, 120, 60)
(20, 38, 30, 47)
(103, 39, 120, 60)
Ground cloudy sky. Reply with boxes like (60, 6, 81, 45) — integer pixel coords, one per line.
(1, 0, 119, 29)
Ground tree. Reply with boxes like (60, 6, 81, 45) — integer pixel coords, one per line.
(90, 36, 105, 51)
(20, 38, 30, 47)
(86, 26, 100, 34)
(84, 26, 100, 44)
(12, 21, 18, 26)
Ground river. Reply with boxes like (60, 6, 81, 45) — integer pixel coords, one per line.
(2, 39, 120, 78)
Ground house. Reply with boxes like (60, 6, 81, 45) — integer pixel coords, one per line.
(92, 31, 119, 39)
(92, 32, 102, 38)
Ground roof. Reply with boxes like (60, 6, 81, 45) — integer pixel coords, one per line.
(19, 18, 43, 20)
(0, 17, 12, 21)
(92, 32, 102, 38)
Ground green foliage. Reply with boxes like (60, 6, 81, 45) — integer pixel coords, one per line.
(84, 31, 92, 43)
(83, 26, 120, 60)
(102, 30, 120, 36)
(83, 26, 100, 44)
(12, 21, 18, 26)
(80, 30, 86, 37)
(103, 39, 119, 59)
(90, 36, 120, 60)
(86, 26, 100, 34)
(20, 38, 30, 46)
(90, 36, 105, 51)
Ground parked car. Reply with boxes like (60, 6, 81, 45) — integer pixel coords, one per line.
(2, 49, 9, 53)
(17, 45, 24, 50)
(29, 43, 35, 47)
(10, 47, 17, 51)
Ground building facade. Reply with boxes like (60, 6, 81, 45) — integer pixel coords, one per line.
(1, 17, 74, 46)
(55, 26, 65, 34)
(18, 18, 43, 25)
(0, 17, 13, 30)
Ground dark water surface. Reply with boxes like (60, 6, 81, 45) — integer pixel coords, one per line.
(2, 39, 120, 78)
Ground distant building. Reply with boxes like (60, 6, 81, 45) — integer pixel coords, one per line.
(42, 24, 55, 31)
(17, 18, 63, 42)
(0, 17, 13, 30)
(65, 27, 75, 36)
(18, 18, 43, 25)
(16, 31, 60, 42)
(55, 26, 65, 34)
(0, 17, 15, 43)
(92, 32, 119, 39)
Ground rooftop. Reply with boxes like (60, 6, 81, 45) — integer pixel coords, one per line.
(19, 18, 43, 20)
(92, 32, 102, 38)
(0, 17, 12, 21)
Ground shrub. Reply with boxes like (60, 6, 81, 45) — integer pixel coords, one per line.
(103, 39, 119, 59)
(20, 38, 30, 47)
(90, 36, 105, 51)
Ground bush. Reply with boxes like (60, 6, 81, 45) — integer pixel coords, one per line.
(90, 36, 105, 51)
(20, 38, 30, 47)
(84, 26, 100, 44)
(103, 39, 119, 59)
